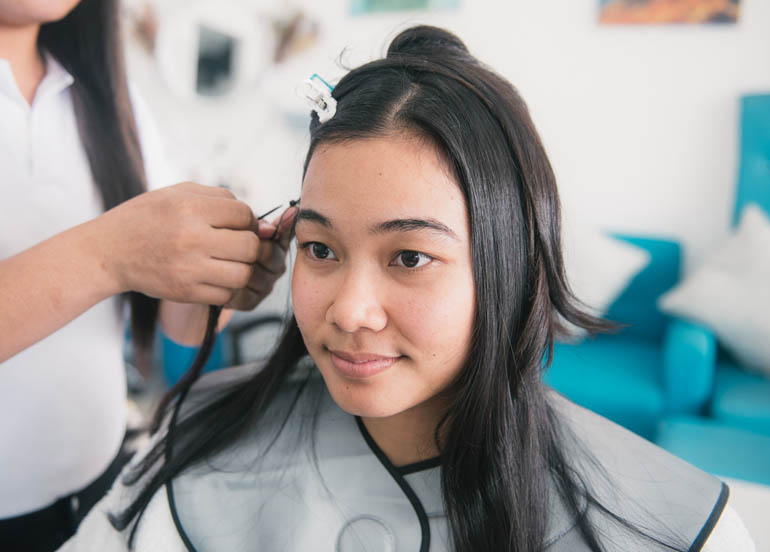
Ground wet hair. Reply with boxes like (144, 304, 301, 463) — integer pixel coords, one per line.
(38, 0, 157, 363)
(113, 26, 685, 551)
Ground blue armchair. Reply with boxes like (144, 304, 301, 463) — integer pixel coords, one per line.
(655, 94, 770, 485)
(545, 236, 715, 440)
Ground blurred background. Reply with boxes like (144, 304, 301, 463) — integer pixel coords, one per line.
(121, 0, 768, 271)
(119, 0, 770, 548)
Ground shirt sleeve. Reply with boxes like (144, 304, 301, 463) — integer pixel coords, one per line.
(701, 503, 756, 552)
(129, 83, 185, 192)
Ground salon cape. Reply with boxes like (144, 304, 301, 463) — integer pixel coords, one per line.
(61, 363, 754, 551)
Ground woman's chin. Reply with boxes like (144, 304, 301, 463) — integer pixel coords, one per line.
(318, 371, 407, 419)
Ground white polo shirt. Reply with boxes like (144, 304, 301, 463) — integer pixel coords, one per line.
(0, 53, 175, 517)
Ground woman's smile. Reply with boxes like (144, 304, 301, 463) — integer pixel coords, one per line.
(327, 348, 405, 380)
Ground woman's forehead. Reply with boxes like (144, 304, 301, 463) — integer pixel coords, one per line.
(300, 137, 467, 231)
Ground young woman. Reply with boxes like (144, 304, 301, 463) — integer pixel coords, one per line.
(0, 0, 292, 548)
(61, 25, 754, 551)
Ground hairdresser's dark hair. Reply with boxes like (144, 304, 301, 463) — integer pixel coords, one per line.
(113, 26, 685, 551)
(38, 0, 158, 364)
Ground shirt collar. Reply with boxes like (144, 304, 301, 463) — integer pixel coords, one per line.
(0, 50, 74, 107)
(0, 58, 22, 104)
(36, 51, 75, 102)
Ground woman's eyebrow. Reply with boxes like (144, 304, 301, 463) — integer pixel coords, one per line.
(296, 209, 458, 240)
(295, 208, 332, 228)
(372, 218, 459, 240)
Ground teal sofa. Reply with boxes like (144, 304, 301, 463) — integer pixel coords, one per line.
(708, 93, 770, 438)
(545, 237, 715, 440)
(655, 94, 770, 485)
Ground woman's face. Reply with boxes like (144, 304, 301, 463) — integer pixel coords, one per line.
(293, 135, 476, 419)
(0, 0, 81, 26)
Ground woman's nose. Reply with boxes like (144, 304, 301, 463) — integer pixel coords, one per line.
(325, 268, 387, 334)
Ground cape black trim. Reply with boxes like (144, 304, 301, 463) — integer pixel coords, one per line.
(355, 416, 432, 552)
(167, 481, 197, 552)
(397, 456, 442, 476)
(688, 482, 729, 552)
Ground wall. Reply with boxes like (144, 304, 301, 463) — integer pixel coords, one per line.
(126, 0, 770, 270)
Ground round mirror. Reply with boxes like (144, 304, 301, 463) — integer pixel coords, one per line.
(154, 1, 271, 102)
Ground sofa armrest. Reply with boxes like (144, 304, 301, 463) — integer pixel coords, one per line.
(662, 319, 717, 414)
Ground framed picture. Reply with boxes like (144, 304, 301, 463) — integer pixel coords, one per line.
(351, 0, 459, 16)
(599, 0, 741, 24)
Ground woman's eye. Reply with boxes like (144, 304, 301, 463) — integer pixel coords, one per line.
(302, 242, 337, 261)
(391, 250, 433, 269)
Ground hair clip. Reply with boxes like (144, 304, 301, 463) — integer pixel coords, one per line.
(297, 73, 336, 123)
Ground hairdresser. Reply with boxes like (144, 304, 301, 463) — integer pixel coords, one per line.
(0, 0, 293, 550)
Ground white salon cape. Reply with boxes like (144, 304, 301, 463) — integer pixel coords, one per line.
(60, 363, 755, 551)
(0, 52, 176, 518)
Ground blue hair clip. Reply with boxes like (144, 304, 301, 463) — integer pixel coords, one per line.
(297, 73, 336, 123)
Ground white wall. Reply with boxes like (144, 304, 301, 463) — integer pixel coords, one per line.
(126, 0, 770, 270)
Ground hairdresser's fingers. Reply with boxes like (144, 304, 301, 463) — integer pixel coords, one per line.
(227, 264, 278, 311)
(274, 206, 298, 251)
(172, 181, 236, 199)
(210, 229, 261, 264)
(205, 197, 255, 230)
(190, 284, 236, 306)
(255, 205, 297, 250)
(255, 240, 287, 276)
(224, 286, 262, 311)
(248, 265, 277, 296)
(201, 259, 254, 290)
(251, 204, 285, 234)
(255, 222, 276, 239)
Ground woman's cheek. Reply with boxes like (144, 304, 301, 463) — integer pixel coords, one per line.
(292, 263, 326, 335)
(291, 264, 310, 327)
(399, 272, 474, 349)
(427, 272, 475, 351)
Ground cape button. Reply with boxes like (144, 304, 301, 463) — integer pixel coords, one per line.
(336, 515, 396, 552)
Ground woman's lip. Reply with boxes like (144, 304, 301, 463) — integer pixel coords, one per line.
(328, 350, 401, 379)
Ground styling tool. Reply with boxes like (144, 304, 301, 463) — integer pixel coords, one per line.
(297, 74, 336, 123)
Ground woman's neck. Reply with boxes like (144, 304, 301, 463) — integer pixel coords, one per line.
(0, 23, 45, 104)
(361, 394, 449, 467)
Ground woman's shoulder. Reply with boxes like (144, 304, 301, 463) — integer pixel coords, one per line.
(547, 390, 753, 551)
(61, 361, 321, 550)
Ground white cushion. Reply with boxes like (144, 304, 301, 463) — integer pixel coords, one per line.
(561, 216, 651, 340)
(659, 204, 770, 377)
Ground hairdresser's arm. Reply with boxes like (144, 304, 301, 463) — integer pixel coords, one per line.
(0, 182, 267, 363)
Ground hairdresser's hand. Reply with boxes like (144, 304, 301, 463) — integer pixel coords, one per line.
(225, 205, 297, 311)
(93, 182, 266, 305)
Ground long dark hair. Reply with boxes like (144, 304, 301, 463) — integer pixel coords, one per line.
(38, 0, 158, 361)
(113, 26, 684, 551)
